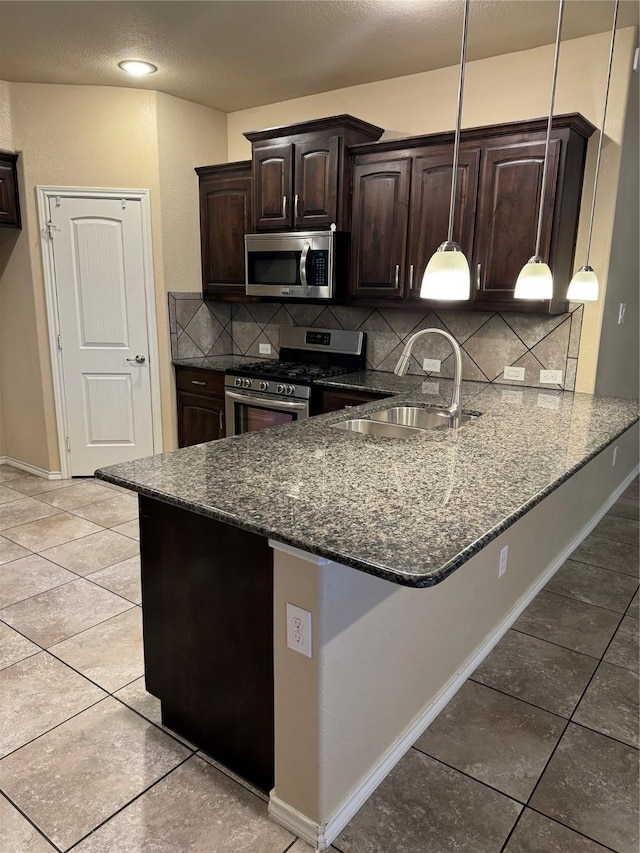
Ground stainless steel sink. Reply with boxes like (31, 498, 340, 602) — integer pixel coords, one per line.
(368, 406, 476, 429)
(330, 405, 479, 438)
(330, 419, 428, 438)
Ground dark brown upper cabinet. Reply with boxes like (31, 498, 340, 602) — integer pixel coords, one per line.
(196, 161, 253, 299)
(245, 116, 384, 232)
(0, 151, 21, 229)
(348, 114, 594, 314)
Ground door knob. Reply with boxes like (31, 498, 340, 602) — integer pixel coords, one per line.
(126, 354, 146, 364)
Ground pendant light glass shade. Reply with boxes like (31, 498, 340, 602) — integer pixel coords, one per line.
(421, 241, 470, 300)
(514, 0, 564, 301)
(567, 265, 599, 301)
(514, 256, 553, 300)
(567, 0, 619, 302)
(421, 0, 471, 301)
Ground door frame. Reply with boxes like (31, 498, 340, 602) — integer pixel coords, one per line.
(37, 186, 163, 479)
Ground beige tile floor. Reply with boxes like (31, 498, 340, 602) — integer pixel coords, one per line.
(0, 462, 637, 853)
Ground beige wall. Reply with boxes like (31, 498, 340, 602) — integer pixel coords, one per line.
(228, 27, 639, 394)
(0, 82, 227, 471)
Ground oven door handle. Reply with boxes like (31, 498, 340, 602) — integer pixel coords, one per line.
(299, 241, 311, 295)
(225, 390, 309, 411)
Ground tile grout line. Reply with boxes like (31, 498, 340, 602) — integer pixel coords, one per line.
(0, 790, 65, 853)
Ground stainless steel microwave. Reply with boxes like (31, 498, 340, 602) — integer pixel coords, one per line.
(245, 230, 348, 300)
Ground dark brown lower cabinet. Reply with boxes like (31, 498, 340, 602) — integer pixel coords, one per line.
(139, 496, 274, 792)
(320, 387, 390, 413)
(176, 367, 225, 447)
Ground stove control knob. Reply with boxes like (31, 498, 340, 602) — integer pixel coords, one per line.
(234, 377, 243, 388)
(276, 384, 285, 394)
(242, 378, 252, 389)
(260, 381, 269, 392)
(285, 385, 295, 396)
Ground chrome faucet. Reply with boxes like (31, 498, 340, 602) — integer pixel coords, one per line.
(394, 328, 463, 420)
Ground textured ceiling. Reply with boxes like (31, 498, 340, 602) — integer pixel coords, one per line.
(0, 1, 637, 113)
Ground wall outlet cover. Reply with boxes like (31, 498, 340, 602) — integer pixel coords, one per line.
(618, 303, 626, 325)
(286, 603, 312, 658)
(503, 366, 525, 381)
(539, 369, 563, 384)
(259, 343, 272, 355)
(422, 358, 441, 373)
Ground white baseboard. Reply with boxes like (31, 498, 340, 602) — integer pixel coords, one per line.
(269, 465, 639, 851)
(0, 456, 63, 480)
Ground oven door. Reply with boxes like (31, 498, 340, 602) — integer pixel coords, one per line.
(225, 389, 310, 437)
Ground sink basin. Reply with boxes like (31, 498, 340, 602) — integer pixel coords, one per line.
(330, 419, 427, 438)
(368, 406, 476, 429)
(330, 405, 479, 438)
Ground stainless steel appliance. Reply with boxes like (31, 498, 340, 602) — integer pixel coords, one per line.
(244, 230, 348, 299)
(225, 326, 366, 437)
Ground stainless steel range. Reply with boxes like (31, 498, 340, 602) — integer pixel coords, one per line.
(224, 327, 366, 436)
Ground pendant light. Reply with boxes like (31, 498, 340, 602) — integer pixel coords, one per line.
(514, 0, 565, 300)
(567, 0, 619, 302)
(421, 0, 471, 301)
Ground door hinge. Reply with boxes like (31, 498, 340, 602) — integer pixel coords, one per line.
(44, 219, 60, 240)
(121, 198, 127, 209)
(65, 436, 71, 452)
(57, 334, 63, 351)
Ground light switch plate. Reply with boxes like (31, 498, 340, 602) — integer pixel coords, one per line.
(286, 603, 312, 658)
(259, 343, 272, 355)
(503, 366, 525, 381)
(423, 358, 441, 373)
(540, 369, 563, 384)
(618, 303, 626, 324)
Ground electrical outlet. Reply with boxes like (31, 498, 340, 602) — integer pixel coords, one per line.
(498, 545, 509, 578)
(540, 369, 563, 384)
(422, 358, 441, 373)
(612, 446, 618, 467)
(618, 303, 626, 325)
(286, 603, 312, 657)
(259, 343, 272, 355)
(503, 366, 525, 381)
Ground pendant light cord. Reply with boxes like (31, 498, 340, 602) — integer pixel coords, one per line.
(446, 0, 470, 244)
(584, 0, 619, 265)
(534, 0, 565, 259)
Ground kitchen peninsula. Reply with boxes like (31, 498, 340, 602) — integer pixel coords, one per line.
(97, 377, 639, 850)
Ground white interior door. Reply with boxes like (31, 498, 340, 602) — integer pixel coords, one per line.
(48, 194, 156, 476)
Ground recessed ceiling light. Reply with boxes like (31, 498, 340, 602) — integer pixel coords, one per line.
(118, 60, 158, 76)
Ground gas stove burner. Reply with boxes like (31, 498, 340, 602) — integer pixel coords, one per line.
(232, 361, 352, 383)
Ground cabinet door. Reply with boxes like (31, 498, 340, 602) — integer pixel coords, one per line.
(473, 137, 560, 304)
(253, 143, 293, 229)
(0, 157, 20, 228)
(349, 158, 411, 300)
(177, 391, 225, 447)
(406, 147, 480, 302)
(200, 172, 252, 296)
(294, 136, 339, 228)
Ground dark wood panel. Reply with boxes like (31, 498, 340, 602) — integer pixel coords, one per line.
(253, 143, 293, 229)
(349, 158, 411, 299)
(406, 146, 480, 302)
(473, 137, 560, 302)
(177, 391, 225, 447)
(294, 136, 340, 228)
(197, 162, 252, 298)
(0, 154, 21, 229)
(319, 388, 390, 413)
(139, 496, 274, 792)
(175, 367, 225, 395)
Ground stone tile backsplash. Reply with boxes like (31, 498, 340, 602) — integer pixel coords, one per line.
(169, 292, 583, 391)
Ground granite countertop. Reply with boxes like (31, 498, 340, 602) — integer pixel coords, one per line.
(173, 355, 268, 372)
(97, 377, 638, 588)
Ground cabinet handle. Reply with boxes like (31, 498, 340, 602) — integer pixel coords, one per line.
(294, 194, 299, 219)
(394, 265, 400, 288)
(191, 380, 207, 386)
(282, 195, 287, 218)
(408, 264, 415, 290)
(476, 263, 482, 291)
(219, 410, 225, 431)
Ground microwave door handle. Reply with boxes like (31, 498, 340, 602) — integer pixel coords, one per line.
(300, 242, 311, 294)
(225, 390, 308, 411)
